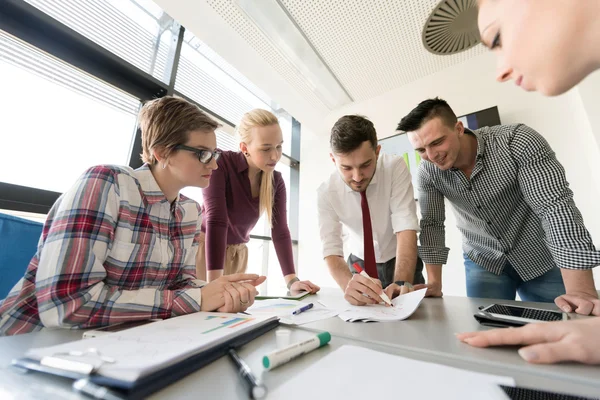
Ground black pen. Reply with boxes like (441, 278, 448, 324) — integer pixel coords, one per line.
(228, 348, 267, 399)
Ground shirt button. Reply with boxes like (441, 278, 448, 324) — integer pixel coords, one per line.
(487, 221, 492, 225)
(476, 205, 482, 209)
(467, 186, 472, 191)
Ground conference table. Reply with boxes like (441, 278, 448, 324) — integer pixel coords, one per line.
(0, 289, 599, 399)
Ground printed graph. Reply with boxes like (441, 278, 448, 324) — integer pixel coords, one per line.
(201, 315, 255, 334)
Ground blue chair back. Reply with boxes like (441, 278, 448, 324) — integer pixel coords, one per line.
(0, 213, 43, 300)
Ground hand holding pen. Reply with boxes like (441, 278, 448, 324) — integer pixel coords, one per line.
(343, 263, 392, 307)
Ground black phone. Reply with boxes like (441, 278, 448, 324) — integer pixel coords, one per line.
(474, 304, 568, 328)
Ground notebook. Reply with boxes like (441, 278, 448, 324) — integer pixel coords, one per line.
(13, 312, 278, 399)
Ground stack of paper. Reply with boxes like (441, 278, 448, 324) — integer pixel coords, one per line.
(321, 288, 427, 322)
(246, 299, 340, 325)
(269, 345, 514, 400)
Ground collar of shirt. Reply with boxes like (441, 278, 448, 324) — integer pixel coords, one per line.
(133, 164, 181, 207)
(343, 155, 381, 193)
(449, 128, 486, 172)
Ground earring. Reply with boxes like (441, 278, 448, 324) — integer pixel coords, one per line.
(244, 152, 249, 157)
(162, 162, 167, 170)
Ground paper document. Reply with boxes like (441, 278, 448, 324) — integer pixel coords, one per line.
(246, 299, 339, 325)
(269, 345, 514, 400)
(321, 288, 427, 322)
(25, 312, 276, 383)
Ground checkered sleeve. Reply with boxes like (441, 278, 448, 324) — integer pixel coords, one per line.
(36, 166, 202, 330)
(510, 124, 600, 269)
(416, 164, 450, 265)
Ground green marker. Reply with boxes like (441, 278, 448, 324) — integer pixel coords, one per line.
(263, 331, 331, 370)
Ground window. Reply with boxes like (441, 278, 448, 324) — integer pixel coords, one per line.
(0, 29, 139, 193)
(1, 0, 302, 290)
(23, 0, 178, 83)
(175, 32, 275, 125)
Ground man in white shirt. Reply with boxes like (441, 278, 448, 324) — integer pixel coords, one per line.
(317, 115, 424, 306)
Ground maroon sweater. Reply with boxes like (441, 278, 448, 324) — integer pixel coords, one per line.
(201, 151, 295, 275)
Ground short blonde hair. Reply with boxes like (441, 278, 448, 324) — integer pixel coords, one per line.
(139, 96, 220, 164)
(237, 109, 280, 227)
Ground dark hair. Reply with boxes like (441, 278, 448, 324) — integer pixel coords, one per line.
(330, 115, 377, 154)
(396, 97, 457, 133)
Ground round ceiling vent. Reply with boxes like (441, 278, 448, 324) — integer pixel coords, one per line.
(422, 0, 481, 55)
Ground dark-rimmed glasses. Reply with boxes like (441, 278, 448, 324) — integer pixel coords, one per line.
(175, 145, 221, 164)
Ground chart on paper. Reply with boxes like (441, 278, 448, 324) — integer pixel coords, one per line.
(26, 312, 269, 382)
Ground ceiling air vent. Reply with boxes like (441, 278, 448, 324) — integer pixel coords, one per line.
(422, 0, 481, 55)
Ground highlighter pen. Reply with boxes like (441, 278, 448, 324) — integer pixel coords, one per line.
(292, 302, 314, 315)
(228, 348, 267, 399)
(263, 331, 331, 370)
(352, 263, 393, 306)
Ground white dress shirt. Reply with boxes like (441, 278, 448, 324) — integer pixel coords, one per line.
(317, 152, 419, 263)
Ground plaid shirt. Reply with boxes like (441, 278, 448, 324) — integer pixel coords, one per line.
(0, 165, 204, 336)
(418, 124, 600, 281)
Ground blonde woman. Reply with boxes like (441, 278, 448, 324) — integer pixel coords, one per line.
(199, 109, 319, 294)
(0, 96, 265, 336)
(457, 0, 600, 365)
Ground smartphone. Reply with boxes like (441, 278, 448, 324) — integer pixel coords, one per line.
(82, 319, 159, 339)
(475, 304, 568, 327)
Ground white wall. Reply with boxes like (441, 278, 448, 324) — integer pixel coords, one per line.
(298, 52, 600, 295)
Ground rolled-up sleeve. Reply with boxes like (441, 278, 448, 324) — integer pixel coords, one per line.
(390, 157, 419, 233)
(317, 185, 344, 259)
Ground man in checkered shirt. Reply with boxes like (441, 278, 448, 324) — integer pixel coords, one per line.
(397, 98, 600, 316)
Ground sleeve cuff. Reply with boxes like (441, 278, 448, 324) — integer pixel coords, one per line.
(418, 246, 450, 265)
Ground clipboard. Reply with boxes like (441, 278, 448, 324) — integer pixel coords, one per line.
(12, 314, 279, 399)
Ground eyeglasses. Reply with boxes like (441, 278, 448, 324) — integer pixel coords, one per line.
(175, 145, 221, 164)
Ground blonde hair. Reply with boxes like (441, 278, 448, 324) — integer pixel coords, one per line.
(139, 96, 220, 164)
(237, 109, 279, 227)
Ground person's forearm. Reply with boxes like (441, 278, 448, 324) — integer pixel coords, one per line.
(393, 230, 417, 283)
(325, 255, 353, 291)
(561, 269, 598, 297)
(207, 269, 224, 282)
(425, 264, 443, 285)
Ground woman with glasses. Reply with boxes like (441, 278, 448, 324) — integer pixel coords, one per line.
(0, 96, 265, 336)
(457, 0, 600, 365)
(199, 109, 320, 294)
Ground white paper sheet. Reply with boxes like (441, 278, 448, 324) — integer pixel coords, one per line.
(321, 288, 427, 322)
(269, 345, 514, 400)
(246, 299, 339, 325)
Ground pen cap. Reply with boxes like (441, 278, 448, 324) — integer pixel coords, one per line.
(316, 331, 331, 346)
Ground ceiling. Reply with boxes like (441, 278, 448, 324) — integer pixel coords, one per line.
(156, 0, 486, 128)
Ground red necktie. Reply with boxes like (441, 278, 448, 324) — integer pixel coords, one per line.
(360, 191, 378, 278)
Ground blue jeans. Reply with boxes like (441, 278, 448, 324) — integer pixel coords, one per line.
(464, 254, 565, 302)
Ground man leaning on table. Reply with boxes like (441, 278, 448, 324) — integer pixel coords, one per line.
(398, 98, 600, 315)
(317, 115, 426, 306)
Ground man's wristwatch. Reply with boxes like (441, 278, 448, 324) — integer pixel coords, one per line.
(394, 281, 414, 289)
(287, 277, 300, 290)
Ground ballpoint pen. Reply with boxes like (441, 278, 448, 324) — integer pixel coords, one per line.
(292, 302, 314, 315)
(228, 348, 267, 399)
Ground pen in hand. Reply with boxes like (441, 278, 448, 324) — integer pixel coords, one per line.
(352, 263, 393, 306)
